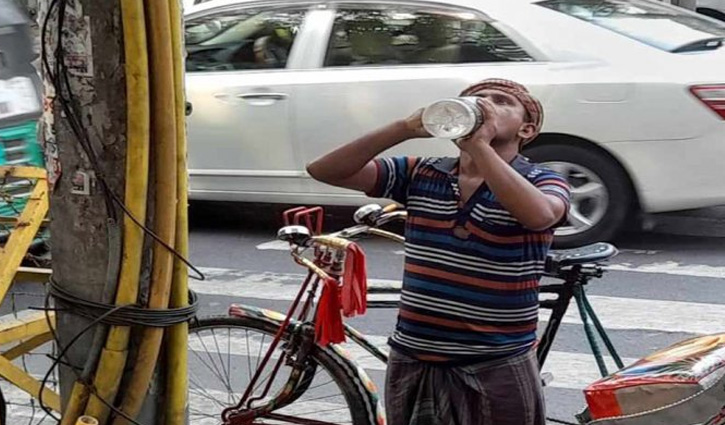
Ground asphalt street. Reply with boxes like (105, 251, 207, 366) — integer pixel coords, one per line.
(2, 203, 725, 424)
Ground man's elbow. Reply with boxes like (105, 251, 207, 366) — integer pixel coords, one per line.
(523, 209, 563, 232)
(524, 217, 555, 231)
(306, 162, 325, 183)
(306, 162, 341, 186)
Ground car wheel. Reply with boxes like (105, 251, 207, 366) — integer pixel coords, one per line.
(524, 143, 633, 248)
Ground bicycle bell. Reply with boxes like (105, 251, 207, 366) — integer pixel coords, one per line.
(353, 204, 383, 225)
(277, 225, 311, 246)
(421, 96, 483, 139)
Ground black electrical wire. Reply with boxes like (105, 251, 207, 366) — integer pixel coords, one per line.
(47, 278, 199, 327)
(40, 0, 58, 86)
(39, 291, 147, 425)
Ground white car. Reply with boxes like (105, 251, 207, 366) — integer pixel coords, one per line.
(184, 0, 725, 247)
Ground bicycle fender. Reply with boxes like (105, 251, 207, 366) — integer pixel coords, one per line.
(229, 303, 291, 325)
(327, 343, 387, 425)
(228, 303, 387, 425)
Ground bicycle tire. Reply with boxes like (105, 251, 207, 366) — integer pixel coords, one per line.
(189, 316, 378, 425)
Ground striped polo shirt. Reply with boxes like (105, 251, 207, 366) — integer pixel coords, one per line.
(367, 155, 571, 362)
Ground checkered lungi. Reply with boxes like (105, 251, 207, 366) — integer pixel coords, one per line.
(385, 348, 546, 425)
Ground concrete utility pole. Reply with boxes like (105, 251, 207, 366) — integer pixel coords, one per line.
(43, 0, 189, 423)
(41, 0, 129, 410)
(41, 1, 163, 423)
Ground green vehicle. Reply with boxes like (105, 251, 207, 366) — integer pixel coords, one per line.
(0, 0, 45, 247)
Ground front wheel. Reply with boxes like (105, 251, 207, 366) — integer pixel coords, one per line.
(188, 316, 377, 425)
(524, 143, 634, 248)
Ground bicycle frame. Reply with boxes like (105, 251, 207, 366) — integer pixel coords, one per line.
(227, 266, 620, 389)
(226, 301, 386, 425)
(220, 205, 623, 425)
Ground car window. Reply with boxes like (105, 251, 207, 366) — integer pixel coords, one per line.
(324, 7, 534, 67)
(537, 0, 725, 53)
(185, 7, 306, 72)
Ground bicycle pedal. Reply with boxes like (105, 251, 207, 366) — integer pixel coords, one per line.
(541, 372, 554, 387)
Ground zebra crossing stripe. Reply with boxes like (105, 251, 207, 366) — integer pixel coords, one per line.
(190, 270, 725, 335)
(253, 240, 725, 280)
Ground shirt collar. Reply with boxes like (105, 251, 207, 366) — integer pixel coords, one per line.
(431, 154, 533, 176)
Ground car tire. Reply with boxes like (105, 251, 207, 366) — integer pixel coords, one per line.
(523, 143, 633, 248)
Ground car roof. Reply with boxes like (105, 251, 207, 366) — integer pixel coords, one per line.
(185, 0, 539, 16)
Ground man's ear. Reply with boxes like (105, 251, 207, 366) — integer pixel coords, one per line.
(518, 122, 537, 140)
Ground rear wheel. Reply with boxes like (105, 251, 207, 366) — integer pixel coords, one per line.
(524, 143, 634, 248)
(188, 316, 376, 425)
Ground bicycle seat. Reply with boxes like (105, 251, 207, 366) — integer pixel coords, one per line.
(546, 242, 618, 270)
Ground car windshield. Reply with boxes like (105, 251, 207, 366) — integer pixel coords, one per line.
(536, 0, 725, 53)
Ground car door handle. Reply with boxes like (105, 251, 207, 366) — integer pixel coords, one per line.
(237, 93, 288, 101)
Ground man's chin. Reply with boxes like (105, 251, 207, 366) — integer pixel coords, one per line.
(490, 138, 517, 150)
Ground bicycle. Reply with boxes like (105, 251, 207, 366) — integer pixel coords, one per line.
(187, 203, 626, 425)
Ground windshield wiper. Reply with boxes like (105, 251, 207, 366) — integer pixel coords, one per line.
(671, 37, 725, 53)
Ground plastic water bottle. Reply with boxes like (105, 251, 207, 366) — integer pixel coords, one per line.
(421, 97, 483, 140)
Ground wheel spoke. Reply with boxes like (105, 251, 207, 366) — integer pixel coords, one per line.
(572, 182, 605, 202)
(246, 329, 253, 384)
(568, 207, 593, 228)
(188, 320, 358, 425)
(191, 337, 233, 389)
(255, 334, 267, 372)
(304, 377, 335, 392)
(210, 327, 235, 396)
(545, 162, 571, 177)
(188, 377, 231, 410)
(189, 406, 223, 419)
(228, 326, 233, 405)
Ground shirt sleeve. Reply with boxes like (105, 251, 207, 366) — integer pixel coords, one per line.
(365, 156, 423, 205)
(530, 167, 571, 228)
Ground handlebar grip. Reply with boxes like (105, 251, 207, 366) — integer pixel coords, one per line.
(311, 235, 351, 250)
(382, 204, 399, 213)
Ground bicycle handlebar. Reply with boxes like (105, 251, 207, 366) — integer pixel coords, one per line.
(311, 235, 352, 250)
(278, 204, 406, 249)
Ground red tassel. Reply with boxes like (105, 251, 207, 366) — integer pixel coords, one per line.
(315, 278, 345, 345)
(342, 243, 367, 317)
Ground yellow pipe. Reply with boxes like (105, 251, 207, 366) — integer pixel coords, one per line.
(74, 0, 150, 424)
(61, 384, 90, 425)
(165, 0, 190, 422)
(112, 0, 178, 421)
(75, 416, 99, 425)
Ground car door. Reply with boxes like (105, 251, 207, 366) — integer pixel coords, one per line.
(185, 4, 310, 202)
(294, 2, 551, 204)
